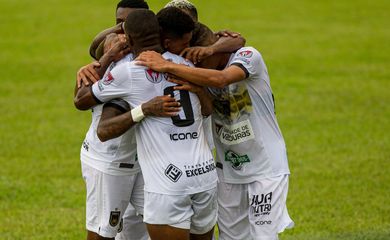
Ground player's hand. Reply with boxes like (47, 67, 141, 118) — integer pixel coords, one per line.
(215, 30, 241, 38)
(168, 76, 203, 94)
(105, 34, 131, 62)
(76, 61, 101, 88)
(180, 46, 214, 64)
(135, 51, 170, 72)
(142, 95, 181, 117)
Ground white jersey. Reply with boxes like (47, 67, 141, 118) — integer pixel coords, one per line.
(91, 51, 218, 195)
(80, 54, 140, 176)
(209, 47, 290, 183)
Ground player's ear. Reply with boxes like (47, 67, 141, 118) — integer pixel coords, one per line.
(163, 38, 170, 50)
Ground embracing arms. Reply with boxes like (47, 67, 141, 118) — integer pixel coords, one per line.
(97, 96, 181, 141)
(136, 51, 247, 89)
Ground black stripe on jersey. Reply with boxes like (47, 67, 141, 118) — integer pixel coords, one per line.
(216, 162, 223, 169)
(231, 63, 249, 78)
(104, 99, 130, 113)
(90, 86, 103, 104)
(119, 163, 134, 169)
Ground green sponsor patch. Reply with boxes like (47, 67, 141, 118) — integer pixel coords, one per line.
(224, 150, 250, 170)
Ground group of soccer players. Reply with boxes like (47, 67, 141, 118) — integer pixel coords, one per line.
(74, 1, 294, 240)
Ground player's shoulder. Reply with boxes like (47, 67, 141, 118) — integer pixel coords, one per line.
(116, 53, 134, 65)
(163, 51, 194, 67)
(234, 47, 262, 60)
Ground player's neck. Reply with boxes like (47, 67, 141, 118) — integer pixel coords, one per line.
(217, 53, 232, 70)
(133, 44, 164, 58)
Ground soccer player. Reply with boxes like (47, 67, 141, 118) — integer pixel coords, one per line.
(136, 29, 295, 240)
(89, 0, 149, 60)
(74, 1, 153, 240)
(75, 9, 218, 240)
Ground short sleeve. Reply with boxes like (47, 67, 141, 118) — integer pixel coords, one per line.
(229, 47, 262, 79)
(91, 63, 130, 103)
(103, 99, 130, 113)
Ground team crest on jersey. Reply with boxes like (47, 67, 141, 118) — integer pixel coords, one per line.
(103, 72, 114, 85)
(238, 50, 253, 58)
(145, 69, 165, 83)
(109, 210, 121, 227)
(225, 150, 250, 170)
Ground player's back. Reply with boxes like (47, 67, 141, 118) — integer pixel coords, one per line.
(125, 52, 217, 195)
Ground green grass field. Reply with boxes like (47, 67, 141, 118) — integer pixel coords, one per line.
(1, 0, 389, 239)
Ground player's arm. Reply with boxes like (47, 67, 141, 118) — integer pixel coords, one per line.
(74, 84, 100, 110)
(95, 34, 130, 77)
(97, 96, 181, 142)
(75, 36, 130, 90)
(181, 36, 246, 64)
(136, 51, 247, 88)
(89, 23, 123, 59)
(168, 77, 213, 116)
(74, 62, 130, 110)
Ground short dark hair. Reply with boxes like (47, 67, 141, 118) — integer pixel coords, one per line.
(124, 9, 160, 44)
(191, 22, 217, 47)
(116, 0, 149, 10)
(157, 7, 195, 39)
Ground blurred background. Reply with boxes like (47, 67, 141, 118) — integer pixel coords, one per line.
(0, 0, 389, 239)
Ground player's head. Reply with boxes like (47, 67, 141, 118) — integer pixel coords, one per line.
(164, 0, 198, 22)
(191, 22, 217, 47)
(157, 7, 195, 55)
(192, 26, 223, 69)
(124, 9, 161, 51)
(116, 0, 149, 24)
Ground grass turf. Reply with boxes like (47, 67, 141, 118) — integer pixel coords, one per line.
(0, 0, 389, 239)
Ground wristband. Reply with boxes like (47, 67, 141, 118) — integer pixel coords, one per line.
(131, 105, 145, 122)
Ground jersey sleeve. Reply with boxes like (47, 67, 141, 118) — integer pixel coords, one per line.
(229, 47, 262, 79)
(103, 99, 131, 113)
(91, 63, 130, 103)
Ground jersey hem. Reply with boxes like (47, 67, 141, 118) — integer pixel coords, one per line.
(217, 171, 290, 184)
(144, 181, 218, 196)
(80, 158, 140, 176)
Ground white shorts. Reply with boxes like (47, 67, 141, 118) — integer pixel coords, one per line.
(81, 162, 144, 238)
(143, 188, 218, 234)
(217, 175, 294, 240)
(115, 204, 149, 240)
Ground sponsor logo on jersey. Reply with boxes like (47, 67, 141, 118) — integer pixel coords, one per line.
(255, 220, 272, 226)
(216, 119, 255, 145)
(103, 72, 114, 85)
(109, 210, 121, 227)
(145, 69, 166, 83)
(165, 164, 182, 182)
(169, 132, 198, 141)
(225, 150, 250, 170)
(238, 50, 253, 58)
(98, 81, 104, 91)
(82, 140, 89, 151)
(185, 161, 216, 177)
(236, 58, 251, 65)
(251, 192, 272, 217)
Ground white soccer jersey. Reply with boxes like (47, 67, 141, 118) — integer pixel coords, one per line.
(80, 54, 140, 176)
(209, 47, 290, 183)
(91, 51, 218, 195)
